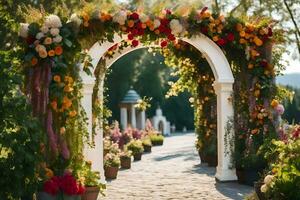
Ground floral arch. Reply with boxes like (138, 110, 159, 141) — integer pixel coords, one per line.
(19, 5, 279, 184)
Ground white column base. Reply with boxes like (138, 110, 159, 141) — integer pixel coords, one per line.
(215, 167, 237, 182)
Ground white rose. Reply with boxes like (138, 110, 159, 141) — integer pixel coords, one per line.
(40, 26, 49, 34)
(260, 184, 268, 193)
(19, 23, 29, 38)
(113, 11, 127, 25)
(70, 13, 82, 27)
(50, 28, 60, 36)
(170, 19, 183, 35)
(264, 175, 274, 185)
(153, 19, 161, 29)
(45, 14, 62, 28)
(53, 35, 63, 43)
(139, 13, 149, 23)
(36, 32, 45, 40)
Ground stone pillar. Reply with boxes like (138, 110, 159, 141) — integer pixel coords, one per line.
(131, 106, 136, 128)
(140, 111, 146, 130)
(120, 107, 128, 130)
(213, 82, 237, 182)
(81, 76, 105, 183)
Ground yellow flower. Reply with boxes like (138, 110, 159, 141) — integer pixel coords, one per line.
(239, 31, 246, 37)
(64, 85, 74, 92)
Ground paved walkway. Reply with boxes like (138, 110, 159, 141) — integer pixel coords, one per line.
(103, 133, 252, 200)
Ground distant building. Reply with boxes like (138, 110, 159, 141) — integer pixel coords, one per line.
(119, 89, 146, 130)
(152, 107, 170, 136)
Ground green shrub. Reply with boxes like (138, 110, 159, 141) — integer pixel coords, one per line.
(104, 153, 120, 168)
(150, 134, 164, 145)
(126, 140, 144, 155)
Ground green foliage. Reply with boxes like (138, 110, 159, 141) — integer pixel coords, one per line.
(282, 86, 300, 124)
(150, 134, 164, 145)
(104, 153, 121, 168)
(142, 137, 152, 147)
(126, 140, 144, 155)
(0, 50, 44, 199)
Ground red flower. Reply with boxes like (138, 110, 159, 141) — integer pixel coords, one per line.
(137, 29, 144, 36)
(165, 9, 172, 15)
(131, 29, 139, 36)
(60, 173, 80, 195)
(160, 18, 170, 26)
(226, 33, 235, 42)
(200, 27, 208, 34)
(167, 34, 176, 41)
(160, 40, 168, 48)
(130, 12, 139, 20)
(132, 40, 139, 47)
(43, 176, 60, 196)
(217, 38, 227, 46)
(26, 36, 35, 45)
(260, 60, 268, 68)
(128, 34, 134, 40)
(268, 27, 273, 37)
(77, 184, 86, 195)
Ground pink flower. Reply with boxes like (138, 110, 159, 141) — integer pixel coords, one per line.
(275, 104, 285, 115)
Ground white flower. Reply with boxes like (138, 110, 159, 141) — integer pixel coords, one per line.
(153, 19, 161, 29)
(264, 175, 274, 185)
(113, 10, 127, 25)
(139, 13, 149, 23)
(50, 28, 60, 36)
(40, 26, 49, 34)
(260, 184, 268, 193)
(36, 32, 45, 40)
(70, 13, 82, 27)
(45, 14, 62, 28)
(53, 35, 63, 43)
(170, 19, 184, 35)
(19, 23, 29, 38)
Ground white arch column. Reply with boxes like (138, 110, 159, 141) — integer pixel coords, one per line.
(214, 82, 237, 181)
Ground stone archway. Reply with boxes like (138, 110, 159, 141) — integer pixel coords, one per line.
(80, 34, 236, 182)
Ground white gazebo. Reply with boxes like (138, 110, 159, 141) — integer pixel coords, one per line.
(119, 89, 146, 130)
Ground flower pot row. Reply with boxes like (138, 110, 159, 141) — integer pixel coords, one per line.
(37, 187, 100, 200)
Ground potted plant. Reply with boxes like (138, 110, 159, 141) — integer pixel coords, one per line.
(104, 153, 120, 179)
(81, 162, 105, 200)
(195, 139, 208, 163)
(120, 150, 132, 169)
(142, 137, 152, 153)
(126, 140, 144, 161)
(150, 134, 164, 146)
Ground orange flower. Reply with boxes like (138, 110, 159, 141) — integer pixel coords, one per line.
(154, 29, 160, 35)
(64, 85, 74, 93)
(48, 50, 55, 57)
(60, 127, 66, 134)
(44, 37, 52, 45)
(146, 20, 152, 27)
(253, 36, 263, 46)
(251, 49, 259, 58)
(69, 110, 77, 117)
(239, 31, 246, 37)
(251, 129, 259, 135)
(271, 99, 279, 108)
(212, 36, 219, 42)
(141, 23, 147, 29)
(55, 46, 63, 55)
(62, 96, 72, 109)
(51, 100, 57, 110)
(239, 38, 247, 44)
(45, 168, 54, 179)
(82, 12, 90, 21)
(31, 57, 38, 66)
(127, 20, 135, 28)
(248, 63, 254, 69)
(236, 23, 243, 32)
(53, 75, 61, 83)
(83, 21, 89, 27)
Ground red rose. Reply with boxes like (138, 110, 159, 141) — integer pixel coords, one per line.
(160, 40, 168, 48)
(43, 176, 60, 196)
(217, 38, 227, 46)
(60, 173, 80, 195)
(131, 29, 139, 36)
(130, 12, 139, 20)
(168, 34, 176, 41)
(137, 29, 144, 36)
(77, 184, 86, 195)
(160, 18, 170, 26)
(268, 27, 273, 37)
(132, 40, 139, 47)
(200, 27, 208, 34)
(226, 33, 235, 42)
(128, 34, 134, 40)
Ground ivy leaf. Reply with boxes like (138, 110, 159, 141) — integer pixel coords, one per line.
(28, 23, 40, 37)
(64, 38, 73, 47)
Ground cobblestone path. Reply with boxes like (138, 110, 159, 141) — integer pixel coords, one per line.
(103, 133, 252, 200)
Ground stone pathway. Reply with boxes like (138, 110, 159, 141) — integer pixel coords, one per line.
(103, 133, 252, 200)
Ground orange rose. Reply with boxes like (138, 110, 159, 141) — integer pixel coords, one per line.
(248, 63, 254, 69)
(141, 23, 147, 29)
(239, 38, 247, 44)
(62, 96, 72, 109)
(69, 110, 77, 117)
(55, 46, 63, 55)
(51, 100, 57, 110)
(31, 57, 38, 66)
(212, 36, 219, 42)
(45, 168, 54, 179)
(53, 75, 61, 82)
(127, 20, 135, 28)
(253, 36, 263, 46)
(48, 50, 55, 57)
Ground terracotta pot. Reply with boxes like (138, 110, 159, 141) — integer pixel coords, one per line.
(207, 155, 218, 167)
(121, 156, 131, 169)
(143, 144, 152, 153)
(133, 153, 142, 161)
(81, 186, 100, 200)
(104, 166, 119, 179)
(254, 181, 267, 200)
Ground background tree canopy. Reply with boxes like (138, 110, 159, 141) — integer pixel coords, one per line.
(104, 49, 195, 131)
